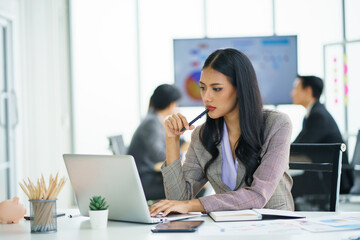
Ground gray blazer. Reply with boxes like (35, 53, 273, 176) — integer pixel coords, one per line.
(128, 110, 166, 175)
(162, 110, 294, 212)
(127, 110, 167, 200)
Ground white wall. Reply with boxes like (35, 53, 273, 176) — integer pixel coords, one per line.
(71, 0, 138, 153)
(0, 0, 73, 208)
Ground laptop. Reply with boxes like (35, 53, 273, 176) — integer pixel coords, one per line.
(63, 154, 202, 223)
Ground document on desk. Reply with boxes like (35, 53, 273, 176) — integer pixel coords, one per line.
(198, 220, 304, 235)
(199, 213, 360, 235)
(296, 213, 360, 232)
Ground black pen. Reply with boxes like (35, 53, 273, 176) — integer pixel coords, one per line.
(180, 109, 209, 132)
(24, 213, 65, 220)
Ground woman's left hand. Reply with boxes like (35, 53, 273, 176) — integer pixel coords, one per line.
(149, 200, 190, 217)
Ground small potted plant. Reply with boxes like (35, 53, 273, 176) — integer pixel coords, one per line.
(89, 196, 109, 229)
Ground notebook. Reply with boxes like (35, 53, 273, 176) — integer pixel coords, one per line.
(209, 209, 304, 222)
(63, 154, 202, 224)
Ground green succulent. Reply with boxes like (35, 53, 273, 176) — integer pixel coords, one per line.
(89, 196, 109, 211)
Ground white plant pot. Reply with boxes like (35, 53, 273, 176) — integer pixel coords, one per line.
(89, 209, 108, 229)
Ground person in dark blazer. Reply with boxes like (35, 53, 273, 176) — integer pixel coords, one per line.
(127, 84, 182, 201)
(291, 75, 353, 193)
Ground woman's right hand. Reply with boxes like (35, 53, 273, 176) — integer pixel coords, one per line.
(164, 113, 195, 138)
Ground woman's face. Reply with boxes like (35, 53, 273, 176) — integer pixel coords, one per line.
(199, 67, 238, 119)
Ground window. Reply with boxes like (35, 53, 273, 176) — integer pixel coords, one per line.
(0, 16, 16, 201)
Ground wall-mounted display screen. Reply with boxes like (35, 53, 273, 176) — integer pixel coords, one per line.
(173, 35, 298, 106)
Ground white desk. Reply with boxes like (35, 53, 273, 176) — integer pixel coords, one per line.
(1, 210, 360, 240)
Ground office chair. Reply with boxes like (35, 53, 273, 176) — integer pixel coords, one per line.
(290, 143, 345, 211)
(108, 135, 127, 155)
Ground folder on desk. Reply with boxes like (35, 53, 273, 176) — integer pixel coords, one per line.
(209, 209, 305, 222)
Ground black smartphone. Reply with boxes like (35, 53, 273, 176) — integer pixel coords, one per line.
(151, 220, 204, 233)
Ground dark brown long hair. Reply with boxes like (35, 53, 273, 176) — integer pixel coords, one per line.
(200, 48, 265, 186)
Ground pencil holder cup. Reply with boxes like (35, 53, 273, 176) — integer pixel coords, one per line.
(29, 199, 57, 233)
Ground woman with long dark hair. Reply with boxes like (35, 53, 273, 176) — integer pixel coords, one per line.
(149, 49, 294, 216)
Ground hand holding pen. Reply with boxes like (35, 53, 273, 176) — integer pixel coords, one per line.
(180, 109, 209, 132)
(164, 109, 209, 137)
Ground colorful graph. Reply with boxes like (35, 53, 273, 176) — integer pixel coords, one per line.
(185, 71, 202, 101)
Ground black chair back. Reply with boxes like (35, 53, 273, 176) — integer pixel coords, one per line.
(290, 143, 345, 211)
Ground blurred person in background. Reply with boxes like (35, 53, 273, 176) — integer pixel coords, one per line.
(127, 84, 183, 201)
(291, 75, 353, 193)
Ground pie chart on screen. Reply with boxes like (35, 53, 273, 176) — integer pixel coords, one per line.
(185, 71, 202, 101)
